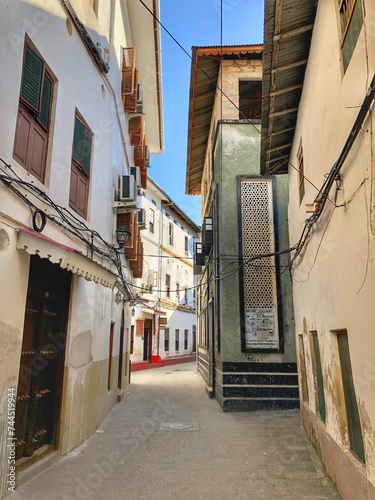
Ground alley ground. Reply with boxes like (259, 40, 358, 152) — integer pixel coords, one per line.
(10, 362, 340, 500)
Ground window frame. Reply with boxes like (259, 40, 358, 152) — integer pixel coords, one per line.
(169, 222, 174, 246)
(185, 235, 189, 255)
(69, 110, 93, 219)
(149, 208, 155, 234)
(166, 274, 171, 298)
(175, 329, 180, 352)
(164, 328, 169, 352)
(298, 143, 305, 205)
(13, 41, 54, 183)
(338, 0, 364, 73)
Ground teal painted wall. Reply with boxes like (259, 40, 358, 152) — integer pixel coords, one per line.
(213, 122, 295, 363)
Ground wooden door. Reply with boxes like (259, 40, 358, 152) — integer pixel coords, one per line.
(15, 256, 71, 460)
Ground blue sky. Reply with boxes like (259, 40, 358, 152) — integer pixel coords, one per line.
(150, 0, 265, 225)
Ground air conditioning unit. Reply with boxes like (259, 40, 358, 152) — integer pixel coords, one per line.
(137, 208, 146, 229)
(137, 84, 143, 114)
(130, 166, 141, 189)
(145, 145, 150, 168)
(119, 174, 137, 203)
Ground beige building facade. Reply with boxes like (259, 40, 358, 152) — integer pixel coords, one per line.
(0, 0, 162, 496)
(262, 1, 375, 498)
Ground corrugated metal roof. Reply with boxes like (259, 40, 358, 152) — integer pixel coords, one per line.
(261, 0, 317, 175)
(186, 45, 263, 195)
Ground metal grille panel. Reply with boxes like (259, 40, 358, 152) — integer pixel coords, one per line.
(241, 179, 279, 349)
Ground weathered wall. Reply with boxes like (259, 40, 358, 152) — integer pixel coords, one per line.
(287, 0, 375, 494)
(214, 123, 295, 364)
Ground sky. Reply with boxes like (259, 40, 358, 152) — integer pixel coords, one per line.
(149, 0, 265, 226)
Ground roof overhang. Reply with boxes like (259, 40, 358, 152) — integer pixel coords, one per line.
(17, 229, 118, 289)
(126, 0, 164, 154)
(186, 45, 263, 195)
(260, 0, 317, 175)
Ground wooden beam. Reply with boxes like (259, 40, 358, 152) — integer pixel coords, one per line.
(273, 24, 314, 41)
(267, 142, 293, 153)
(269, 107, 299, 118)
(271, 59, 308, 74)
(268, 126, 296, 137)
(270, 83, 303, 97)
(196, 91, 216, 100)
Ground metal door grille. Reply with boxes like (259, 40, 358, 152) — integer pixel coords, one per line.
(240, 178, 279, 349)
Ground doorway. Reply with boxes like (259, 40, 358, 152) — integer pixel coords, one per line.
(143, 319, 153, 362)
(15, 256, 71, 460)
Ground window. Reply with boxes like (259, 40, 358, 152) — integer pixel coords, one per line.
(152, 199, 157, 206)
(89, 0, 98, 15)
(175, 329, 179, 352)
(339, 0, 364, 72)
(164, 328, 169, 352)
(130, 325, 135, 354)
(169, 223, 174, 246)
(337, 331, 365, 463)
(298, 144, 305, 204)
(185, 236, 189, 255)
(13, 43, 53, 183)
(69, 112, 93, 219)
(298, 335, 309, 402)
(184, 329, 188, 350)
(184, 288, 188, 305)
(108, 322, 115, 390)
(312, 333, 326, 423)
(176, 282, 180, 302)
(239, 80, 262, 120)
(166, 274, 170, 298)
(149, 208, 155, 233)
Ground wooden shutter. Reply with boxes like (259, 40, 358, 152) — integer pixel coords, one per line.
(83, 133, 92, 175)
(21, 46, 43, 111)
(72, 117, 85, 165)
(129, 116, 142, 146)
(122, 46, 135, 95)
(37, 74, 52, 130)
(136, 319, 144, 336)
(123, 69, 138, 113)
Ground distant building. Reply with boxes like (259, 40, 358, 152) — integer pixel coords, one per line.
(0, 0, 162, 496)
(130, 177, 200, 371)
(186, 45, 298, 411)
(262, 1, 375, 498)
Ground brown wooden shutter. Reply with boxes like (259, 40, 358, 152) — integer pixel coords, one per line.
(136, 319, 144, 336)
(123, 69, 138, 113)
(129, 116, 142, 146)
(122, 47, 135, 95)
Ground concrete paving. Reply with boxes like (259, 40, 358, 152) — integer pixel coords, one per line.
(10, 362, 340, 500)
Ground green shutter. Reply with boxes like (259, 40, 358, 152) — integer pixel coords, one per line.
(73, 118, 85, 165)
(313, 334, 326, 423)
(21, 46, 43, 110)
(338, 333, 366, 463)
(37, 75, 52, 129)
(83, 133, 92, 175)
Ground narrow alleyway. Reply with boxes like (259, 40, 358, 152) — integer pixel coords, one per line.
(10, 363, 340, 500)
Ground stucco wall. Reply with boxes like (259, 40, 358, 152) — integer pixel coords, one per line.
(287, 0, 375, 493)
(214, 123, 295, 363)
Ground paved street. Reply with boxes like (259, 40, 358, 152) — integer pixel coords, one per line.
(10, 362, 340, 500)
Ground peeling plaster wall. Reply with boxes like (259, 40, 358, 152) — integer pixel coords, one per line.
(288, 0, 375, 494)
(0, 224, 29, 497)
(60, 275, 130, 455)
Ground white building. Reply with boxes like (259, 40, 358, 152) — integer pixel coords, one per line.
(130, 177, 200, 371)
(0, 1, 162, 496)
(262, 1, 375, 498)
